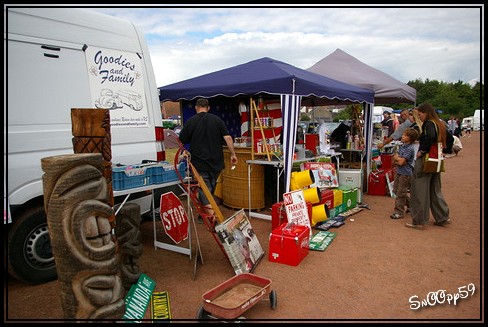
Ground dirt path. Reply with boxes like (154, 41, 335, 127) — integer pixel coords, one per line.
(4, 131, 483, 323)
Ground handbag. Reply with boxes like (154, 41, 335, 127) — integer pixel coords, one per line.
(422, 122, 445, 173)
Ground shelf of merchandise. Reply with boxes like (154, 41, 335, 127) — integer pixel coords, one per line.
(250, 97, 277, 161)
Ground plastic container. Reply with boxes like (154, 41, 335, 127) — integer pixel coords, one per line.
(112, 164, 153, 190)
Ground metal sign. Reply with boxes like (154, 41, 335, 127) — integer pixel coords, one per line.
(160, 191, 189, 244)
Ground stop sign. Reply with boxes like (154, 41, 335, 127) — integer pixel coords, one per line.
(160, 192, 189, 244)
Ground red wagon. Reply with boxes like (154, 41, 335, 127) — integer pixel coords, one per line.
(196, 273, 277, 321)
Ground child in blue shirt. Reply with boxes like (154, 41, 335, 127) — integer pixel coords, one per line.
(390, 128, 419, 219)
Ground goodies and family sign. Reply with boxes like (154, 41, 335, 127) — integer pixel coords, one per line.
(85, 46, 149, 127)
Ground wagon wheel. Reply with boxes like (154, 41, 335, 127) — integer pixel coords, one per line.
(196, 305, 209, 321)
(269, 289, 278, 310)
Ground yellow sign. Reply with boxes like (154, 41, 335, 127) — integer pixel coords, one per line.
(151, 291, 172, 321)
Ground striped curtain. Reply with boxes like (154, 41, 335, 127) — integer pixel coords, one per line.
(280, 94, 302, 193)
(363, 103, 374, 193)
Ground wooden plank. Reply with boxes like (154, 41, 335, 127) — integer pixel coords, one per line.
(188, 161, 225, 223)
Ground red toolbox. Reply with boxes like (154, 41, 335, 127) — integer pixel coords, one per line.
(268, 223, 310, 266)
(368, 169, 393, 196)
(380, 153, 394, 170)
(271, 201, 313, 230)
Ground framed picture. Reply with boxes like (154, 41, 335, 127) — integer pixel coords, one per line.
(300, 162, 339, 188)
(215, 209, 264, 275)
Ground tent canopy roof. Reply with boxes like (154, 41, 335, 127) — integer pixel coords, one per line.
(307, 49, 416, 104)
(159, 57, 374, 104)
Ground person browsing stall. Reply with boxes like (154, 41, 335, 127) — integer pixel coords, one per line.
(389, 128, 419, 220)
(381, 110, 395, 138)
(178, 98, 238, 223)
(406, 103, 452, 230)
(378, 109, 412, 148)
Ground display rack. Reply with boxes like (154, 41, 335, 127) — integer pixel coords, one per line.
(250, 97, 277, 161)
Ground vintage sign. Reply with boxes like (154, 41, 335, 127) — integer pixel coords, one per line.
(123, 273, 156, 322)
(84, 46, 149, 127)
(282, 189, 312, 236)
(150, 291, 172, 321)
(160, 192, 189, 244)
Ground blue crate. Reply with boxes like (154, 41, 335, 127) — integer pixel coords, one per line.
(112, 164, 153, 191)
(151, 161, 187, 184)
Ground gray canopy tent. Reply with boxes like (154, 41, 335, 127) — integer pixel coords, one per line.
(307, 48, 417, 190)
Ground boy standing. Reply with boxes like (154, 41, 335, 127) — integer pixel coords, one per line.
(390, 128, 419, 219)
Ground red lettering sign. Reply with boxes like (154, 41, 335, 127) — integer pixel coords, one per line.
(160, 192, 188, 244)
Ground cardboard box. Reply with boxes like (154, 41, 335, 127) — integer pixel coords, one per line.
(269, 223, 310, 266)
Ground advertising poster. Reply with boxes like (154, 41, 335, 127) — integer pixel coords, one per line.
(85, 46, 149, 127)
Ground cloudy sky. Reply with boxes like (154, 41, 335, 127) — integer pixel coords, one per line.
(83, 5, 483, 88)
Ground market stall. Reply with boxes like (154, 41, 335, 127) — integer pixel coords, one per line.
(307, 48, 417, 191)
(159, 57, 374, 197)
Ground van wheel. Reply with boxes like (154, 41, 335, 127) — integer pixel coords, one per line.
(7, 205, 57, 284)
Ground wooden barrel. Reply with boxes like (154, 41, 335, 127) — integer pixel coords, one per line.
(222, 147, 264, 209)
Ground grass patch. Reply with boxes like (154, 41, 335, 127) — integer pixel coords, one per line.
(164, 147, 178, 165)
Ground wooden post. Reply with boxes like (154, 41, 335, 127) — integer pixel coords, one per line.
(41, 153, 125, 320)
(71, 108, 115, 223)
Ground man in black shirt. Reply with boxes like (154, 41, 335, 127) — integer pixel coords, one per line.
(179, 98, 238, 221)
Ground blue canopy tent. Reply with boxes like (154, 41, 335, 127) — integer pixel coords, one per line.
(159, 57, 374, 196)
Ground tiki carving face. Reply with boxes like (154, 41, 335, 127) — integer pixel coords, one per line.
(42, 154, 125, 320)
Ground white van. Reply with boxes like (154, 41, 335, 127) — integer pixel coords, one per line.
(5, 7, 165, 284)
(372, 106, 393, 123)
(473, 109, 483, 130)
(462, 117, 474, 130)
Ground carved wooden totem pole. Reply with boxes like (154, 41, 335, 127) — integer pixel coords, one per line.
(41, 153, 125, 320)
(70, 108, 143, 291)
(71, 108, 114, 223)
(115, 203, 143, 290)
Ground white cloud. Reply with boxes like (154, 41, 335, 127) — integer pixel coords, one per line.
(86, 5, 483, 87)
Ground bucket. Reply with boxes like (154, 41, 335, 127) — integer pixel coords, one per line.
(311, 203, 328, 226)
(290, 170, 315, 190)
(302, 187, 321, 205)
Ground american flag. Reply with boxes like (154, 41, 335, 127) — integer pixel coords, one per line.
(240, 100, 282, 143)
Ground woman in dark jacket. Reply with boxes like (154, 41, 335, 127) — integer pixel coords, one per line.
(406, 103, 452, 230)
